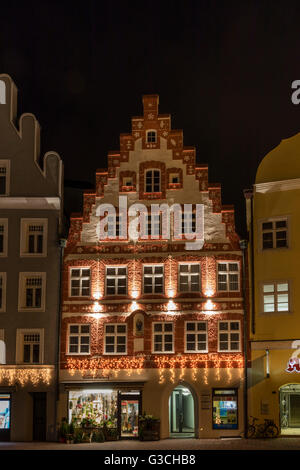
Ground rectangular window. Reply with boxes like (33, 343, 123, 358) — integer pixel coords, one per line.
(218, 321, 241, 352)
(263, 281, 289, 313)
(68, 324, 90, 354)
(217, 262, 239, 292)
(153, 322, 174, 353)
(0, 219, 8, 256)
(143, 265, 164, 294)
(18, 273, 46, 311)
(261, 219, 288, 249)
(20, 219, 48, 257)
(212, 389, 238, 430)
(0, 161, 10, 196)
(70, 268, 90, 297)
(181, 212, 196, 236)
(25, 277, 42, 308)
(106, 215, 123, 238)
(23, 333, 41, 364)
(104, 324, 127, 354)
(185, 321, 207, 352)
(179, 264, 200, 292)
(146, 213, 162, 237)
(106, 266, 127, 295)
(145, 170, 160, 193)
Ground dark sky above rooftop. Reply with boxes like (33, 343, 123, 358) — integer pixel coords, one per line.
(1, 0, 300, 236)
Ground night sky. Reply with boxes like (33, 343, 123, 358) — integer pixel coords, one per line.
(1, 0, 300, 236)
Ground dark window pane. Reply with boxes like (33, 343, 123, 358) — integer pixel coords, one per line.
(37, 235, 43, 253)
(23, 344, 31, 363)
(105, 325, 115, 333)
(164, 324, 173, 332)
(35, 288, 42, 307)
(262, 222, 273, 230)
(0, 175, 6, 195)
(26, 288, 33, 307)
(28, 235, 35, 253)
(32, 344, 40, 363)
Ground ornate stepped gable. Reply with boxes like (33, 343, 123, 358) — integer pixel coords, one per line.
(66, 95, 239, 254)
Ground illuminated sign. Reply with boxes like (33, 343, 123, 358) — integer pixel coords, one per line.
(286, 340, 300, 373)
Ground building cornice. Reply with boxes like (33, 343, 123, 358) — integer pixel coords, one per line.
(0, 197, 61, 210)
(254, 178, 300, 194)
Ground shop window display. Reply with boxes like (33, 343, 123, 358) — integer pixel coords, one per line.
(212, 389, 238, 429)
(0, 394, 10, 429)
(68, 390, 118, 427)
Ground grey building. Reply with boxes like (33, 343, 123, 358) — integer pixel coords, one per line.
(0, 75, 64, 441)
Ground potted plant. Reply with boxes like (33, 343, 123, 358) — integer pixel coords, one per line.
(102, 419, 119, 441)
(139, 413, 160, 441)
(58, 417, 69, 443)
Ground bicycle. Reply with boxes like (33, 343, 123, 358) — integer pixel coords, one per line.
(247, 416, 259, 438)
(247, 416, 279, 438)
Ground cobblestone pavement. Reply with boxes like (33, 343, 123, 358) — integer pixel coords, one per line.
(1, 437, 300, 450)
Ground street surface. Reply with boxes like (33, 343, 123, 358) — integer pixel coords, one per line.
(1, 437, 300, 450)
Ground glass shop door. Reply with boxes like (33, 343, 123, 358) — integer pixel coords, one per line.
(119, 393, 141, 438)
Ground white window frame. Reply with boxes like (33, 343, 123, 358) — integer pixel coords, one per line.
(105, 266, 127, 296)
(20, 218, 48, 257)
(143, 264, 164, 294)
(152, 322, 174, 354)
(16, 328, 44, 364)
(18, 272, 46, 312)
(0, 219, 8, 257)
(145, 169, 161, 193)
(105, 214, 124, 238)
(0, 160, 10, 196)
(259, 216, 290, 251)
(181, 211, 196, 237)
(69, 267, 91, 297)
(178, 263, 201, 293)
(104, 323, 127, 355)
(217, 262, 240, 292)
(218, 321, 241, 352)
(261, 280, 291, 314)
(146, 213, 162, 237)
(0, 273, 7, 313)
(67, 324, 90, 355)
(146, 130, 157, 143)
(184, 321, 208, 353)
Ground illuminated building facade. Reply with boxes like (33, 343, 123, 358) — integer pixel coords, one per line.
(58, 95, 245, 438)
(245, 132, 300, 435)
(0, 75, 64, 441)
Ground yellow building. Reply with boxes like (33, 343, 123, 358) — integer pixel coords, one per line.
(245, 132, 300, 435)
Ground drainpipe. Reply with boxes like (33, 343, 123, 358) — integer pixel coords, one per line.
(243, 189, 255, 335)
(54, 237, 67, 440)
(240, 239, 248, 438)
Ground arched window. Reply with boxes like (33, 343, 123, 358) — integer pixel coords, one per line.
(145, 169, 160, 193)
(0, 81, 6, 105)
(146, 130, 157, 143)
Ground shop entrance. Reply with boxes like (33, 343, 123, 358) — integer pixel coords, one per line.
(280, 384, 300, 435)
(169, 385, 195, 437)
(119, 393, 141, 438)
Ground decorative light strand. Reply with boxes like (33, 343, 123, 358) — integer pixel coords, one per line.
(0, 368, 53, 386)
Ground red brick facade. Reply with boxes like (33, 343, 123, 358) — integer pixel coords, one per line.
(61, 95, 244, 376)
